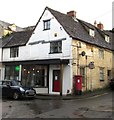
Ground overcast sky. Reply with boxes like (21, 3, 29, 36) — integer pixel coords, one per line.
(0, 0, 113, 30)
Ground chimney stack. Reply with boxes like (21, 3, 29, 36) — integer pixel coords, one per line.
(67, 11, 76, 18)
(97, 22, 104, 30)
(94, 20, 97, 27)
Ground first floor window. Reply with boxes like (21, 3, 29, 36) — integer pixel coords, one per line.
(99, 49, 104, 59)
(99, 67, 104, 81)
(50, 41, 62, 53)
(10, 47, 19, 58)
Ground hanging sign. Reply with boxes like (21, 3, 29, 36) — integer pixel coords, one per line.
(88, 62, 95, 69)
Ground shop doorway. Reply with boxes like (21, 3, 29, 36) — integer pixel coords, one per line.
(53, 70, 60, 92)
(107, 70, 111, 80)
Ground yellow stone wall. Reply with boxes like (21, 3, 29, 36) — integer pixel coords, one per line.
(72, 39, 113, 91)
(4, 29, 12, 36)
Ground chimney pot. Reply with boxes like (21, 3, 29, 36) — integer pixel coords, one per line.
(67, 11, 76, 18)
(97, 22, 104, 30)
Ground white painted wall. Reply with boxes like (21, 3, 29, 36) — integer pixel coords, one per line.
(49, 64, 72, 95)
(0, 48, 2, 62)
(2, 9, 72, 62)
(0, 48, 4, 80)
(27, 9, 72, 60)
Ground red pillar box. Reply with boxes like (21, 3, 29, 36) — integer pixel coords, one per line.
(73, 75, 82, 95)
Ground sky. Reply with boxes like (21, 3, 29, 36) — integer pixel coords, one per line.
(0, 0, 113, 30)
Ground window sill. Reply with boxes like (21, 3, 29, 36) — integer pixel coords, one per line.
(34, 86, 48, 88)
(100, 80, 104, 82)
(49, 52, 62, 54)
(43, 28, 50, 31)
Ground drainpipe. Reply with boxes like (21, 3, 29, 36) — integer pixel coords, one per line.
(60, 63, 64, 96)
(85, 55, 88, 91)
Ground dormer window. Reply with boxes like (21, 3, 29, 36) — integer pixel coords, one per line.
(43, 19, 50, 30)
(89, 29, 95, 37)
(105, 35, 110, 43)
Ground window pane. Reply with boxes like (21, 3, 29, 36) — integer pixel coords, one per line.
(5, 66, 19, 80)
(99, 49, 104, 59)
(44, 20, 50, 30)
(50, 41, 62, 53)
(22, 65, 47, 87)
(10, 47, 19, 58)
(99, 68, 104, 81)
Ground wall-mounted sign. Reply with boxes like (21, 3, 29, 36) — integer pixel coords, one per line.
(88, 62, 95, 69)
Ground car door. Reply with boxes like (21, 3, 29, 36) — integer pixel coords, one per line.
(0, 81, 2, 98)
(2, 81, 11, 97)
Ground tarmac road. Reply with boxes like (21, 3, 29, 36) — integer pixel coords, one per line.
(1, 90, 113, 119)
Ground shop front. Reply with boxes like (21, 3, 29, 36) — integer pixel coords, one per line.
(3, 59, 69, 95)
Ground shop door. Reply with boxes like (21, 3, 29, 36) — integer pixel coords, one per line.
(53, 70, 60, 92)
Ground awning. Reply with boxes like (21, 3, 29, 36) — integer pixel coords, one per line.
(2, 59, 69, 65)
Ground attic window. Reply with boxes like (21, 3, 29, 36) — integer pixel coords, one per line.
(43, 19, 50, 30)
(89, 29, 95, 37)
(105, 35, 110, 43)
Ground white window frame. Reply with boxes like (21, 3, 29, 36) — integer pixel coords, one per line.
(10, 47, 19, 58)
(105, 35, 110, 43)
(89, 29, 95, 37)
(43, 19, 50, 30)
(50, 41, 62, 53)
(99, 67, 104, 81)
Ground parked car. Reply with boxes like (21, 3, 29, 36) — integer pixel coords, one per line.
(0, 80, 36, 100)
(109, 77, 114, 90)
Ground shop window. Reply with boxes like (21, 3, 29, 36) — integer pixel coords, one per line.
(50, 41, 62, 53)
(10, 47, 19, 58)
(5, 66, 19, 80)
(22, 65, 47, 87)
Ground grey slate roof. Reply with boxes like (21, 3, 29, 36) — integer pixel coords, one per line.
(106, 30, 114, 51)
(2, 30, 33, 48)
(1, 7, 113, 51)
(46, 7, 113, 50)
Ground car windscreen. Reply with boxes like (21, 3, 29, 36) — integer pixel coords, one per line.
(11, 80, 20, 86)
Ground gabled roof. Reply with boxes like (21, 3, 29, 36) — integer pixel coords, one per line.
(2, 7, 113, 51)
(46, 7, 112, 50)
(2, 30, 33, 48)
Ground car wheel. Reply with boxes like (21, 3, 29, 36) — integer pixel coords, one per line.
(13, 92, 19, 100)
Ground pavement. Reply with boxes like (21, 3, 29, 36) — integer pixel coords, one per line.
(35, 88, 111, 100)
